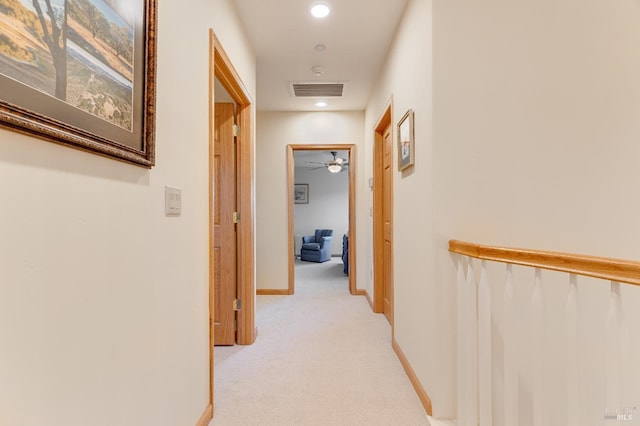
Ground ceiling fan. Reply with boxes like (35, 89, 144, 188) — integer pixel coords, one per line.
(307, 151, 349, 173)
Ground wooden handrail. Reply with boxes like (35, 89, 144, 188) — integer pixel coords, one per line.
(449, 240, 640, 286)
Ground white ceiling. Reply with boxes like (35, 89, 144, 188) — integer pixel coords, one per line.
(231, 0, 409, 112)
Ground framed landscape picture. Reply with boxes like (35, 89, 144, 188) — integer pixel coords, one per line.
(397, 109, 414, 171)
(0, 0, 157, 167)
(294, 184, 308, 204)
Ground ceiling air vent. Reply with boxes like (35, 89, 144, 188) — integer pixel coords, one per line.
(289, 82, 345, 97)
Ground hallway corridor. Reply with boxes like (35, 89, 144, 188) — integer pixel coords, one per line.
(211, 259, 431, 425)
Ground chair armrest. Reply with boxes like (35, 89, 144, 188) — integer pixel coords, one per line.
(320, 236, 333, 247)
(302, 235, 315, 244)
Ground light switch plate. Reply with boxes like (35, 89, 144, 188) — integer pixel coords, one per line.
(165, 186, 182, 216)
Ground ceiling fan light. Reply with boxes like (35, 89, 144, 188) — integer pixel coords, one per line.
(327, 163, 342, 173)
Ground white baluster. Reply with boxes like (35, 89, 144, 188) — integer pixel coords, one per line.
(456, 257, 467, 426)
(478, 261, 492, 426)
(566, 274, 579, 426)
(605, 281, 630, 419)
(503, 264, 518, 425)
(532, 268, 548, 426)
(466, 259, 478, 426)
(457, 257, 478, 426)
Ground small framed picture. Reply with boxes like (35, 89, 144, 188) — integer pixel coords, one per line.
(397, 109, 415, 171)
(294, 184, 309, 204)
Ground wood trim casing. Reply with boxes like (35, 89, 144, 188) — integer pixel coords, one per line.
(392, 338, 433, 416)
(348, 146, 357, 296)
(196, 404, 213, 426)
(449, 240, 640, 286)
(287, 146, 296, 295)
(236, 102, 256, 345)
(257, 289, 291, 295)
(287, 144, 358, 295)
(207, 28, 215, 412)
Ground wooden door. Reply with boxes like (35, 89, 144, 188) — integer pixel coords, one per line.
(382, 124, 393, 324)
(214, 102, 237, 345)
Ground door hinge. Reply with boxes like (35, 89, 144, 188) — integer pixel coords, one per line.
(233, 211, 241, 223)
(232, 124, 240, 137)
(233, 299, 242, 311)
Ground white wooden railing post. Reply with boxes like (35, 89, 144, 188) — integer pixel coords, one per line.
(456, 257, 466, 426)
(566, 274, 580, 426)
(478, 261, 492, 426)
(457, 257, 478, 426)
(605, 281, 630, 420)
(503, 264, 518, 425)
(532, 268, 548, 426)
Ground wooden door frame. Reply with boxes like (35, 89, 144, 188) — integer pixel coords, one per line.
(373, 99, 393, 316)
(206, 29, 256, 421)
(287, 144, 358, 295)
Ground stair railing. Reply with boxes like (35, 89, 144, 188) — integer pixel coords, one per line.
(449, 240, 640, 426)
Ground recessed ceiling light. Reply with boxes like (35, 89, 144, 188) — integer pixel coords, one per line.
(314, 44, 327, 53)
(315, 101, 328, 108)
(310, 3, 330, 18)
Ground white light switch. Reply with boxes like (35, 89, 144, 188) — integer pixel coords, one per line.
(165, 186, 182, 216)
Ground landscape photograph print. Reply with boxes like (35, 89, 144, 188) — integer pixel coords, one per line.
(1, 0, 134, 130)
(0, 0, 156, 167)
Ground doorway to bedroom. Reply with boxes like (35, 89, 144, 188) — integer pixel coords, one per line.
(286, 144, 357, 295)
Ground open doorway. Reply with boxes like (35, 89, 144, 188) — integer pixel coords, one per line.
(209, 31, 255, 347)
(202, 29, 255, 425)
(287, 144, 357, 295)
(294, 150, 349, 284)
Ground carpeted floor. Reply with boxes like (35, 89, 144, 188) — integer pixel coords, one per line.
(210, 258, 432, 426)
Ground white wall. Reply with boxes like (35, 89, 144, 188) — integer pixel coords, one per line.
(363, 0, 445, 417)
(432, 0, 640, 257)
(294, 166, 349, 257)
(0, 1, 255, 425)
(363, 0, 640, 420)
(256, 111, 364, 290)
(432, 0, 640, 421)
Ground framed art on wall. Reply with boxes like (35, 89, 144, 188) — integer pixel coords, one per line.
(294, 183, 309, 204)
(0, 0, 157, 167)
(397, 109, 414, 171)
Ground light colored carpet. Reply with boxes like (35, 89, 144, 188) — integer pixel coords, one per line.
(210, 258, 431, 426)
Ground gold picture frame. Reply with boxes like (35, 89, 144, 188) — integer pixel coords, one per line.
(0, 0, 157, 167)
(397, 109, 414, 171)
(294, 183, 309, 204)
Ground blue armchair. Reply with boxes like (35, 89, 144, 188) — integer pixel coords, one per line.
(300, 229, 334, 263)
(342, 234, 349, 275)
